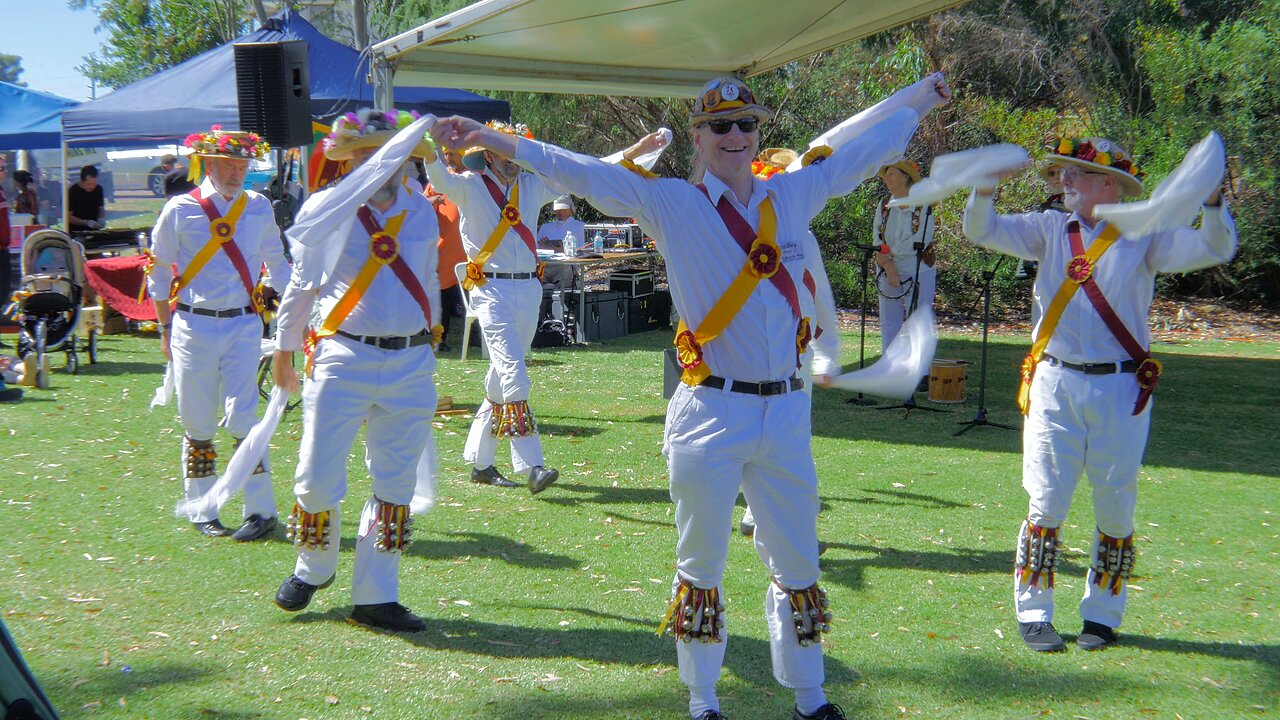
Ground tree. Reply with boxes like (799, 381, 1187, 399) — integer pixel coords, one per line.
(0, 52, 24, 85)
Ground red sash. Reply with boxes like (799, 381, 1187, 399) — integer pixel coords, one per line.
(801, 268, 823, 339)
(190, 187, 257, 302)
(1067, 221, 1160, 414)
(356, 206, 434, 325)
(481, 174, 538, 257)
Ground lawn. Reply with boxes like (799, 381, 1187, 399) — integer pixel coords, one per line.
(1, 325, 1276, 720)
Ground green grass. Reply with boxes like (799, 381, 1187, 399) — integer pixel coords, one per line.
(1, 326, 1277, 720)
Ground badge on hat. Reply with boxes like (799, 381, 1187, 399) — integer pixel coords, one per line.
(721, 83, 739, 101)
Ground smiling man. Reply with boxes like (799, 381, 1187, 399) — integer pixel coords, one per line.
(963, 137, 1237, 653)
(431, 72, 951, 720)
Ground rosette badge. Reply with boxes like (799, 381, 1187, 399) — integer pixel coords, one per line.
(370, 232, 399, 264)
(747, 239, 780, 279)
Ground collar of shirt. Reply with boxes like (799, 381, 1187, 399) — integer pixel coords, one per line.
(701, 171, 768, 218)
(483, 168, 515, 194)
(363, 185, 414, 223)
(197, 177, 244, 212)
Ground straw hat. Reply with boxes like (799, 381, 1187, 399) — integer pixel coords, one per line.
(1043, 136, 1144, 197)
(689, 76, 772, 127)
(184, 125, 269, 160)
(462, 120, 533, 171)
(322, 108, 436, 162)
(751, 148, 798, 180)
(878, 159, 923, 184)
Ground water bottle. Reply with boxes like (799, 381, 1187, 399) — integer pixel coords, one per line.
(563, 230, 577, 258)
(593, 231, 604, 254)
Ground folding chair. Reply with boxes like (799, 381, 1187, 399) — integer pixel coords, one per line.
(453, 262, 487, 361)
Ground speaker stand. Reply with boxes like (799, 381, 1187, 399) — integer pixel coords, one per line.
(955, 262, 1017, 436)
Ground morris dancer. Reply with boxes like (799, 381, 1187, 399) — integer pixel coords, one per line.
(872, 159, 936, 352)
(963, 137, 1236, 652)
(433, 72, 951, 720)
(422, 121, 559, 494)
(147, 126, 288, 541)
(270, 109, 441, 632)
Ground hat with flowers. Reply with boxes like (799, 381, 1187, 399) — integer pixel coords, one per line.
(751, 148, 798, 180)
(690, 76, 772, 127)
(1043, 136, 1144, 197)
(322, 108, 436, 162)
(184, 125, 270, 160)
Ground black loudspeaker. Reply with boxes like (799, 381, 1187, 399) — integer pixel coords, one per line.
(234, 40, 312, 148)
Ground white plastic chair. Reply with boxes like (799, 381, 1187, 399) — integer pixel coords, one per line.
(453, 262, 486, 361)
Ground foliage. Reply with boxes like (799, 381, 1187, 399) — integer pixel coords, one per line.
(0, 52, 25, 85)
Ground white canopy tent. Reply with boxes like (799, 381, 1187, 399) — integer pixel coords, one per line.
(371, 0, 968, 99)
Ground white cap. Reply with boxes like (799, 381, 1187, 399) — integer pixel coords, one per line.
(552, 195, 573, 211)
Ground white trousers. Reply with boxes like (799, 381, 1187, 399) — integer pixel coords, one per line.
(664, 382, 824, 690)
(877, 261, 936, 351)
(1014, 361, 1151, 629)
(464, 277, 545, 472)
(171, 310, 274, 521)
(292, 335, 437, 604)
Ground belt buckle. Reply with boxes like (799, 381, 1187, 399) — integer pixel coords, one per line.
(759, 380, 784, 396)
(378, 336, 405, 350)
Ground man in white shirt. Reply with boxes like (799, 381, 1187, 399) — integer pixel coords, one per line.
(423, 121, 560, 495)
(536, 195, 583, 290)
(431, 73, 951, 720)
(148, 126, 289, 541)
(871, 159, 936, 351)
(270, 109, 441, 632)
(963, 136, 1235, 653)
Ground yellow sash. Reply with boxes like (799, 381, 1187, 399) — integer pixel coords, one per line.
(675, 198, 780, 386)
(1017, 224, 1122, 414)
(169, 193, 248, 301)
(314, 211, 408, 340)
(462, 180, 521, 291)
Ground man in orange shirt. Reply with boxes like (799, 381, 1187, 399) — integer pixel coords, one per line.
(426, 148, 469, 353)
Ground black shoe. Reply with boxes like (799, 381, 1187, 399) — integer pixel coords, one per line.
(1018, 621, 1066, 652)
(350, 602, 426, 632)
(1077, 620, 1117, 650)
(916, 377, 930, 393)
(739, 518, 755, 536)
(0, 388, 22, 402)
(694, 711, 725, 720)
(193, 519, 232, 537)
(274, 573, 334, 612)
(527, 465, 559, 494)
(471, 465, 519, 487)
(793, 703, 847, 720)
(231, 514, 277, 542)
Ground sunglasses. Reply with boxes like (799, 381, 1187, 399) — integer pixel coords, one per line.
(703, 118, 759, 135)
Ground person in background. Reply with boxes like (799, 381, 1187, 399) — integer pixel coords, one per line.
(0, 158, 10, 318)
(162, 154, 196, 197)
(426, 148, 469, 353)
(68, 165, 106, 230)
(536, 195, 583, 290)
(872, 159, 936, 353)
(11, 169, 39, 220)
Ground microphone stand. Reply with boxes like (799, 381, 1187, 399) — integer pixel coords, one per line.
(845, 242, 879, 407)
(878, 232, 945, 416)
(955, 256, 1017, 436)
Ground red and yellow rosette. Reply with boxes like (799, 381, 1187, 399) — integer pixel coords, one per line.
(313, 210, 409, 349)
(302, 326, 319, 375)
(1016, 352, 1038, 414)
(431, 324, 445, 348)
(370, 232, 399, 265)
(796, 316, 812, 356)
(464, 182, 525, 291)
(210, 217, 235, 243)
(170, 192, 249, 301)
(462, 260, 486, 291)
(1133, 356, 1162, 414)
(1065, 255, 1093, 284)
(673, 197, 780, 387)
(138, 248, 157, 303)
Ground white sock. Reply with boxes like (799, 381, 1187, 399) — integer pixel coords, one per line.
(688, 684, 719, 718)
(794, 686, 827, 717)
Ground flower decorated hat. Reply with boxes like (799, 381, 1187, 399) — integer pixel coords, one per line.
(1044, 136, 1144, 197)
(462, 120, 533, 171)
(184, 125, 270, 160)
(752, 148, 798, 180)
(878, 158, 923, 184)
(323, 108, 436, 162)
(689, 76, 772, 126)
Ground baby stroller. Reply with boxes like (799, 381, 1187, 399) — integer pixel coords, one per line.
(9, 229, 96, 388)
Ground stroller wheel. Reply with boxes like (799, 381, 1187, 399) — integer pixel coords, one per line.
(88, 330, 98, 364)
(67, 351, 79, 375)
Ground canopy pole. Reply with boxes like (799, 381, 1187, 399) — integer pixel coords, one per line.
(60, 137, 68, 231)
(373, 59, 394, 111)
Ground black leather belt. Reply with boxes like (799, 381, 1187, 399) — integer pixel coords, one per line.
(175, 302, 255, 318)
(1043, 353, 1137, 375)
(335, 328, 433, 350)
(483, 271, 536, 280)
(702, 375, 804, 396)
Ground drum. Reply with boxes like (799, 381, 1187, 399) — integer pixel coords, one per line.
(928, 359, 968, 404)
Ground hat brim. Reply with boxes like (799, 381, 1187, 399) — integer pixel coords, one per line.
(192, 151, 258, 161)
(878, 161, 922, 184)
(462, 149, 488, 172)
(324, 130, 437, 163)
(1050, 155, 1144, 197)
(689, 105, 772, 127)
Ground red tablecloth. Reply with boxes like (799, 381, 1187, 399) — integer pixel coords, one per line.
(85, 255, 156, 321)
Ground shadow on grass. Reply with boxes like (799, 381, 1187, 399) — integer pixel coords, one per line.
(75, 360, 165, 377)
(822, 488, 970, 510)
(535, 482, 672, 508)
(537, 422, 607, 438)
(407, 530, 582, 569)
(1121, 634, 1280, 670)
(284, 612, 859, 688)
(43, 661, 216, 713)
(817, 543, 1086, 591)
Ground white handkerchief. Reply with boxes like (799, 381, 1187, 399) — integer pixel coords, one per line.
(601, 127, 672, 171)
(830, 307, 937, 400)
(889, 144, 1030, 208)
(149, 362, 175, 410)
(1095, 132, 1225, 237)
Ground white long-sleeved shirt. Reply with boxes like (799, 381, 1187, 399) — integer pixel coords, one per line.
(515, 106, 922, 383)
(963, 192, 1237, 363)
(148, 178, 290, 309)
(275, 185, 440, 350)
(536, 217, 586, 251)
(422, 160, 558, 274)
(873, 200, 936, 266)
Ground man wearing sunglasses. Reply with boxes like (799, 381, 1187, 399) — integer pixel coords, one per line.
(432, 72, 951, 720)
(964, 137, 1236, 654)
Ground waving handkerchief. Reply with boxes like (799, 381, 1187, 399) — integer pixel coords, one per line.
(1095, 132, 1225, 237)
(410, 429, 438, 516)
(830, 307, 937, 400)
(173, 386, 290, 520)
(149, 362, 175, 411)
(601, 127, 672, 171)
(889, 144, 1030, 208)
